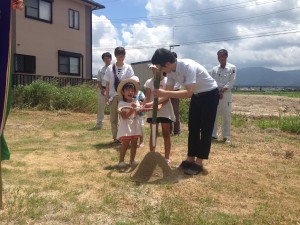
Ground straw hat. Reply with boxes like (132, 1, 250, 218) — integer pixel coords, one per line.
(117, 77, 140, 96)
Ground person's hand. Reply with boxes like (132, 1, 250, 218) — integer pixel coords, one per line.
(143, 102, 153, 108)
(131, 102, 138, 109)
(101, 89, 106, 96)
(140, 105, 152, 112)
(219, 92, 223, 99)
(148, 65, 161, 74)
(153, 88, 165, 98)
(157, 103, 163, 111)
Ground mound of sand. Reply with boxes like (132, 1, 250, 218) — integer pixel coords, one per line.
(131, 152, 178, 184)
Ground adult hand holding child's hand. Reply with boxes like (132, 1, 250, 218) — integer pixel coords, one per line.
(131, 102, 138, 109)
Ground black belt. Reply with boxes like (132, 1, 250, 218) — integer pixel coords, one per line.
(193, 88, 218, 97)
(102, 86, 106, 89)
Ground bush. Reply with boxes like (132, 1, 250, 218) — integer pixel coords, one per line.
(12, 80, 98, 113)
(12, 80, 60, 110)
(12, 81, 190, 118)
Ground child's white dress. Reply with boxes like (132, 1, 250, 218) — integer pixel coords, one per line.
(144, 77, 176, 122)
(117, 100, 142, 140)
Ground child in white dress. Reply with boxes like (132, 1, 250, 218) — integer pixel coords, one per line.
(116, 78, 142, 168)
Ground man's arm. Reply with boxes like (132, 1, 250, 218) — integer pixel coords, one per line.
(105, 81, 110, 103)
(97, 81, 102, 90)
(154, 83, 195, 101)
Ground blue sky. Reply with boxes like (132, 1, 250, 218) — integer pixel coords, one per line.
(93, 0, 149, 29)
(91, 0, 300, 74)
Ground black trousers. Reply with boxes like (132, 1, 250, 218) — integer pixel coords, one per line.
(188, 88, 219, 159)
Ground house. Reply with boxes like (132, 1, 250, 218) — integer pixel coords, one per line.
(12, 0, 104, 85)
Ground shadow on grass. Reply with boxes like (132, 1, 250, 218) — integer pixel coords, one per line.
(93, 142, 120, 150)
(87, 127, 99, 131)
(104, 164, 138, 179)
(130, 152, 209, 184)
(102, 163, 209, 185)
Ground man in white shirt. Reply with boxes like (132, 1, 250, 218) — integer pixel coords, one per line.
(93, 52, 112, 129)
(150, 48, 219, 175)
(104, 47, 135, 144)
(211, 49, 236, 143)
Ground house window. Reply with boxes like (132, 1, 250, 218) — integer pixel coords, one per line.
(14, 54, 36, 74)
(69, 9, 79, 30)
(25, 0, 53, 23)
(58, 51, 82, 76)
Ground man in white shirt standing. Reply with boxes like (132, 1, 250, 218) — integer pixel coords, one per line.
(150, 48, 219, 175)
(211, 49, 236, 143)
(93, 52, 112, 130)
(104, 47, 135, 144)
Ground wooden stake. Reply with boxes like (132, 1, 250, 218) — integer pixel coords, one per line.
(152, 70, 161, 149)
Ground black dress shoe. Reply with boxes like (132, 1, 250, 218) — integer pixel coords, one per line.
(178, 160, 194, 169)
(184, 163, 203, 175)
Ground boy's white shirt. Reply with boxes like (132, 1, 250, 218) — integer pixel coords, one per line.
(103, 63, 135, 102)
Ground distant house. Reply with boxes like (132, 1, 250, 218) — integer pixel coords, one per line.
(12, 0, 104, 85)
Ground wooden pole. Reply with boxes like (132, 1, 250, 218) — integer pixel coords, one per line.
(151, 70, 161, 149)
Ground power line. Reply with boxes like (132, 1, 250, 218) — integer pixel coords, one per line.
(174, 19, 300, 41)
(94, 0, 280, 22)
(92, 6, 300, 38)
(92, 19, 300, 49)
(92, 29, 300, 51)
(174, 6, 300, 28)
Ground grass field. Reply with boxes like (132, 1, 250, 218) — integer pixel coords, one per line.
(0, 109, 300, 225)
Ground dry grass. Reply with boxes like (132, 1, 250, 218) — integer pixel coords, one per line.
(0, 109, 300, 225)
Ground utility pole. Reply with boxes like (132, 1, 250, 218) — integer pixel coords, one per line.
(169, 44, 180, 51)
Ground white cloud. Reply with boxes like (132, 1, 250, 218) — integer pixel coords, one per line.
(92, 0, 300, 73)
(92, 14, 122, 74)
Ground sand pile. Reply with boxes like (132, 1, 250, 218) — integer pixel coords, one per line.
(130, 152, 178, 183)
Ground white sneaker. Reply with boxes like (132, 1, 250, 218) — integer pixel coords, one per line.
(129, 160, 139, 166)
(118, 162, 126, 168)
(139, 142, 145, 148)
(223, 138, 230, 143)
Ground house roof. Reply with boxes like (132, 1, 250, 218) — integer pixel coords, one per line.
(131, 60, 151, 65)
(81, 0, 105, 10)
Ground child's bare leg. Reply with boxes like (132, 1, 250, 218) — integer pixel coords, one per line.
(161, 123, 171, 160)
(119, 139, 130, 163)
(149, 123, 158, 151)
(130, 138, 138, 163)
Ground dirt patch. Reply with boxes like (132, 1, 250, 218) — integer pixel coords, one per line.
(232, 94, 300, 117)
(130, 152, 178, 183)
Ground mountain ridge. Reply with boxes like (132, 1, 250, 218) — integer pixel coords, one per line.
(235, 67, 300, 87)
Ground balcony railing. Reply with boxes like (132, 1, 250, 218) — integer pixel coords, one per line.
(12, 74, 97, 87)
